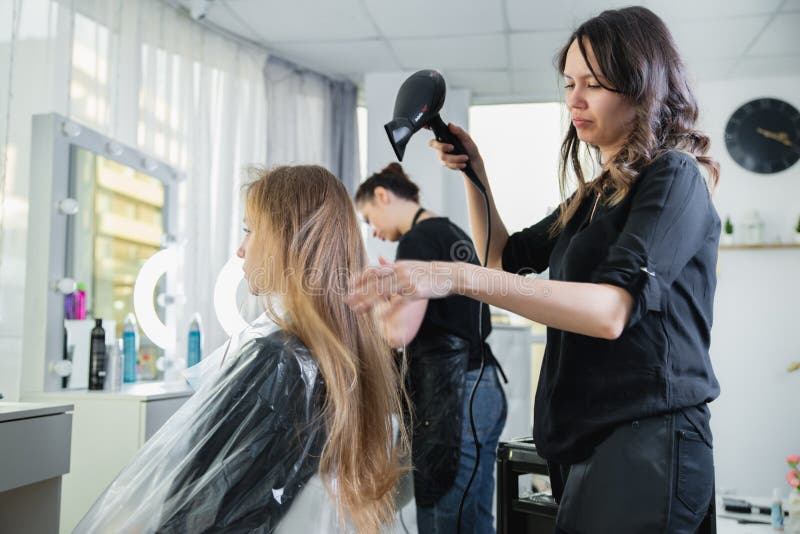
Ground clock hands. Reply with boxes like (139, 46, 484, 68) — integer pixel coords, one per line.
(756, 127, 794, 147)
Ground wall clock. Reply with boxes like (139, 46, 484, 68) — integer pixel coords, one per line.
(724, 98, 800, 174)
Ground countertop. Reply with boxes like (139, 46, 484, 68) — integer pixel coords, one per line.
(0, 402, 74, 423)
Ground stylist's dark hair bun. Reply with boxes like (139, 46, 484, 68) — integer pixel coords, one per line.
(355, 163, 420, 204)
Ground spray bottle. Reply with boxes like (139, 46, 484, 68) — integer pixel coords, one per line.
(187, 313, 202, 368)
(122, 313, 138, 383)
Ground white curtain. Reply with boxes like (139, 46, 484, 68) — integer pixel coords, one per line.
(264, 56, 359, 195)
(0, 0, 267, 397)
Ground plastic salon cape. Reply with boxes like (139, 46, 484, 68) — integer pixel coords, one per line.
(73, 315, 338, 533)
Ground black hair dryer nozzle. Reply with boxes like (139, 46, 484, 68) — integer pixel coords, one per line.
(384, 70, 485, 194)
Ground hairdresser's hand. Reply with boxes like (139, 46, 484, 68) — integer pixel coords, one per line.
(429, 123, 487, 182)
(346, 258, 458, 315)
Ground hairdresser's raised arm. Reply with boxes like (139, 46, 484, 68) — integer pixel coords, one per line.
(428, 123, 509, 269)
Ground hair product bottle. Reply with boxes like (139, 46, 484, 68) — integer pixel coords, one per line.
(122, 313, 138, 383)
(187, 313, 202, 368)
(75, 283, 87, 320)
(88, 318, 107, 390)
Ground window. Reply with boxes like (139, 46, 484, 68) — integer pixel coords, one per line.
(468, 103, 565, 233)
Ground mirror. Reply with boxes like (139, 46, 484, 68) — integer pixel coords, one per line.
(67, 147, 168, 382)
(29, 113, 180, 391)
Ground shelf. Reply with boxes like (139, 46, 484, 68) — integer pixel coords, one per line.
(719, 243, 800, 250)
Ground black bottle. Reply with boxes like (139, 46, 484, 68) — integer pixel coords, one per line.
(88, 318, 107, 390)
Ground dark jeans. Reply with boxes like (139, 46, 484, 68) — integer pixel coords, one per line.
(416, 366, 508, 534)
(550, 409, 714, 534)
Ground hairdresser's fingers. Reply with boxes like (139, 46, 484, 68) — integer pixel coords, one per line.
(346, 265, 400, 313)
(378, 256, 391, 266)
(428, 138, 453, 153)
(428, 139, 469, 170)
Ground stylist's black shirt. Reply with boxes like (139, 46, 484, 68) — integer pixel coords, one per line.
(396, 217, 492, 370)
(502, 151, 721, 463)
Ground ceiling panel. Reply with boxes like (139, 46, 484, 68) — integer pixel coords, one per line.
(195, 1, 262, 42)
(271, 40, 399, 78)
(747, 13, 800, 57)
(182, 0, 797, 104)
(780, 0, 800, 11)
(444, 70, 511, 96)
(509, 31, 571, 71)
(505, 0, 602, 32)
(683, 58, 737, 82)
(669, 16, 771, 61)
(364, 0, 505, 38)
(391, 34, 507, 71)
(731, 55, 800, 79)
(644, 0, 781, 23)
(218, 0, 378, 43)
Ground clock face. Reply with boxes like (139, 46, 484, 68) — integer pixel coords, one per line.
(724, 98, 800, 174)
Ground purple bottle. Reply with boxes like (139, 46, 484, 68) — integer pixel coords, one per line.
(64, 292, 76, 320)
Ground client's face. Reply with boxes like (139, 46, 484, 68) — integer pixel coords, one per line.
(237, 217, 265, 294)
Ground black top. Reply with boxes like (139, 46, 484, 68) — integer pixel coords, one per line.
(396, 216, 492, 370)
(502, 151, 721, 463)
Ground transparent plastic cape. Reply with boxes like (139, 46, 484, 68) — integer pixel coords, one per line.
(74, 328, 330, 533)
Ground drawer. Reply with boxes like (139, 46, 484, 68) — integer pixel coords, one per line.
(0, 413, 72, 492)
(142, 396, 189, 443)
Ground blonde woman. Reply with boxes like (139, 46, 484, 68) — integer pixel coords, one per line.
(76, 165, 408, 533)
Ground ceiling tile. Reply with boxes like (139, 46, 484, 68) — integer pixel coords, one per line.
(363, 0, 504, 38)
(179, 1, 262, 42)
(509, 31, 571, 71)
(781, 0, 800, 11)
(271, 40, 399, 77)
(391, 34, 507, 71)
(219, 0, 378, 43)
(443, 70, 511, 96)
(683, 58, 738, 82)
(669, 16, 771, 61)
(505, 0, 602, 31)
(730, 55, 800, 78)
(644, 0, 781, 23)
(747, 13, 800, 56)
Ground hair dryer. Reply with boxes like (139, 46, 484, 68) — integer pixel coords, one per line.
(384, 69, 485, 194)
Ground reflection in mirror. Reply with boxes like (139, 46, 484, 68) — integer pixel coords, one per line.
(68, 147, 167, 381)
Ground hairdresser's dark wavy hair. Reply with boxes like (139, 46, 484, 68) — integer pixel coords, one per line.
(355, 162, 420, 204)
(553, 6, 719, 233)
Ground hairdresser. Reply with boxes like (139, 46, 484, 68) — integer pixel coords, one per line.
(355, 162, 507, 533)
(349, 7, 721, 533)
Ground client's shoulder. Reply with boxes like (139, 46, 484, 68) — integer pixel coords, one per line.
(246, 330, 319, 377)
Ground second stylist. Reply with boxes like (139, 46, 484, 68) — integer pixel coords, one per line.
(356, 162, 507, 534)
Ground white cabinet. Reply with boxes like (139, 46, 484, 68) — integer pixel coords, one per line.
(25, 382, 192, 534)
(0, 402, 73, 534)
(487, 324, 542, 443)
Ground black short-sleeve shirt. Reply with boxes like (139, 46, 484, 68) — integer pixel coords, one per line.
(502, 151, 721, 463)
(396, 217, 492, 370)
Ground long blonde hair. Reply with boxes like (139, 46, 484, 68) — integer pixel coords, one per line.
(244, 165, 408, 533)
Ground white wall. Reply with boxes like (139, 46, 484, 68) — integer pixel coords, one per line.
(363, 71, 471, 263)
(696, 75, 800, 497)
